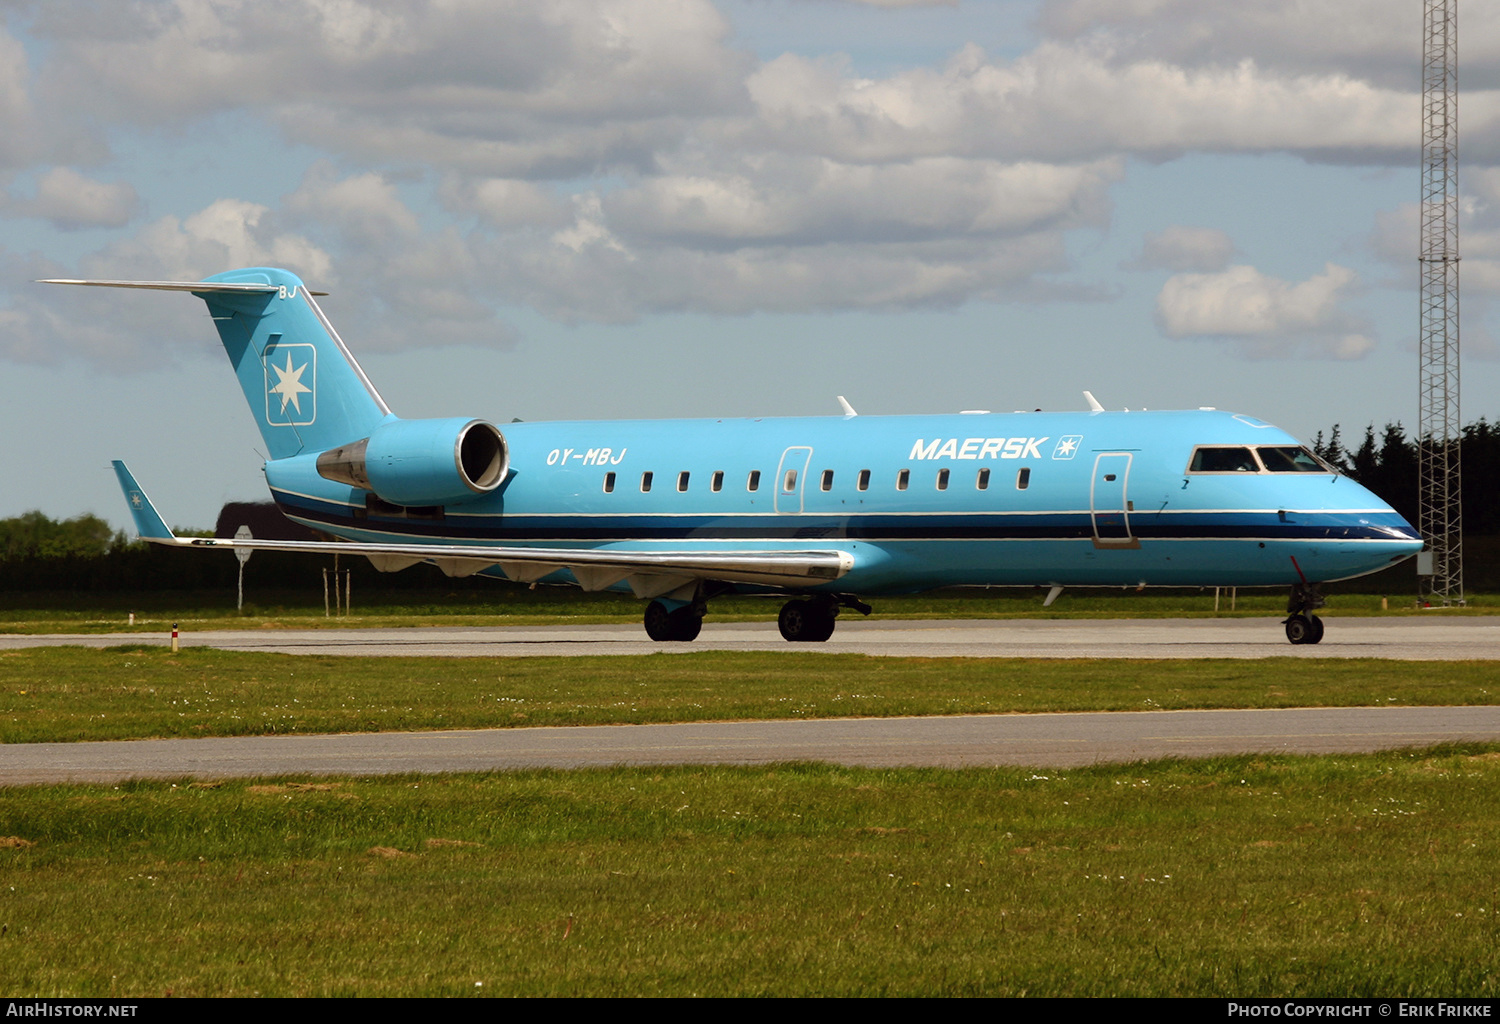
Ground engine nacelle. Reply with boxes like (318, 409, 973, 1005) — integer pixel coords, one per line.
(316, 417, 508, 507)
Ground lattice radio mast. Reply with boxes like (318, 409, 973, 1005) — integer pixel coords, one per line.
(1418, 0, 1463, 605)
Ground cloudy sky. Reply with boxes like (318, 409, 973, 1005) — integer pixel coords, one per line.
(2, 0, 1499, 530)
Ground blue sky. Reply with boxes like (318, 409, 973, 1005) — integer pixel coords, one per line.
(2, 0, 1499, 531)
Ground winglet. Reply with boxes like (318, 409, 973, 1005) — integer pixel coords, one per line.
(111, 461, 176, 541)
(1082, 390, 1105, 413)
(837, 396, 857, 418)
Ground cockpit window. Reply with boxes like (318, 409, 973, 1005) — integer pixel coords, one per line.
(1189, 447, 1260, 473)
(1256, 446, 1332, 473)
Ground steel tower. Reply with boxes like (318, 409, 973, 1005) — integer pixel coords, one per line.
(1419, 0, 1463, 605)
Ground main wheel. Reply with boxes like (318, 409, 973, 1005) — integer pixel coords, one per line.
(644, 601, 703, 642)
(669, 606, 702, 641)
(778, 600, 836, 642)
(1284, 614, 1313, 645)
(644, 600, 675, 641)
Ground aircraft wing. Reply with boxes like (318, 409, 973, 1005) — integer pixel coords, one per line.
(113, 462, 852, 597)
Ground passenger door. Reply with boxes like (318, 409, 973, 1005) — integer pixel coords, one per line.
(1090, 452, 1139, 548)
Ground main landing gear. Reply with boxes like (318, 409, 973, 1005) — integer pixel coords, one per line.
(777, 595, 872, 643)
(643, 599, 703, 642)
(641, 593, 872, 643)
(1283, 581, 1326, 645)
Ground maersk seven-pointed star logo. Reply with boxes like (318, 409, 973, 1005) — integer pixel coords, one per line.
(1052, 435, 1083, 460)
(264, 343, 316, 426)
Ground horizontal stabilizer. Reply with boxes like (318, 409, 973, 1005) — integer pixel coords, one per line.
(40, 279, 328, 296)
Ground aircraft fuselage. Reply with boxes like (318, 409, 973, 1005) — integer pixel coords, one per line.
(262, 408, 1419, 594)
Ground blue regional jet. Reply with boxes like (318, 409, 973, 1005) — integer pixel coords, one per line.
(48, 267, 1423, 645)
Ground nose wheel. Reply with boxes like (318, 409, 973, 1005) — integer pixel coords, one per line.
(1283, 613, 1324, 645)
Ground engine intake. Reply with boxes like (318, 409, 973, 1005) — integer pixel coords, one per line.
(316, 417, 508, 507)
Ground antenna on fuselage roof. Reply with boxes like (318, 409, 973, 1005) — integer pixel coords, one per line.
(837, 396, 857, 418)
(1083, 391, 1105, 412)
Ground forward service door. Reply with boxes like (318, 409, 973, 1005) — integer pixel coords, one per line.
(1090, 452, 1139, 548)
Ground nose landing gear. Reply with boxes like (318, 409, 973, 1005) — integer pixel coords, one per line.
(1283, 613, 1325, 645)
(1283, 581, 1326, 645)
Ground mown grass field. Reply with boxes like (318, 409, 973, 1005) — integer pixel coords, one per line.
(2, 752, 1498, 997)
(2, 646, 1498, 744)
(4, 600, 1498, 996)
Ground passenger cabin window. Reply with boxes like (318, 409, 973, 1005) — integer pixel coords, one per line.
(747, 470, 761, 492)
(603, 472, 616, 493)
(640, 471, 654, 492)
(896, 469, 910, 491)
(1189, 447, 1260, 473)
(1257, 446, 1330, 473)
(711, 471, 724, 492)
(820, 469, 834, 491)
(677, 471, 690, 492)
(977, 468, 991, 490)
(1016, 468, 1029, 490)
(857, 469, 870, 491)
(936, 468, 950, 490)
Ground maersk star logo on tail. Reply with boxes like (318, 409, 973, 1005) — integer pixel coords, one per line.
(265, 344, 316, 426)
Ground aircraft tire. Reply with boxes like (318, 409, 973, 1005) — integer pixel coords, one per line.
(644, 601, 674, 641)
(1284, 614, 1313, 645)
(644, 601, 702, 642)
(670, 607, 703, 642)
(1308, 614, 1325, 644)
(778, 600, 836, 642)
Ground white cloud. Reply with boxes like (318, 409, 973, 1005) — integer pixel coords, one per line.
(34, 0, 752, 178)
(283, 162, 420, 246)
(8, 167, 139, 229)
(1038, 0, 1500, 90)
(0, 24, 39, 168)
(437, 176, 565, 230)
(1128, 226, 1235, 272)
(10, 0, 1470, 366)
(742, 42, 1422, 167)
(1156, 262, 1373, 359)
(603, 156, 1119, 246)
(0, 198, 333, 367)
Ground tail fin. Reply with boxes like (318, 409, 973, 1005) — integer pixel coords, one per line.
(45, 267, 390, 460)
(198, 268, 389, 460)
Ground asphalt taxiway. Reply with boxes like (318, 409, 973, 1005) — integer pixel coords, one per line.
(4, 615, 1499, 659)
(4, 705, 1499, 785)
(6, 616, 1498, 784)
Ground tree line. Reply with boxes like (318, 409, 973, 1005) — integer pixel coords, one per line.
(1309, 418, 1500, 535)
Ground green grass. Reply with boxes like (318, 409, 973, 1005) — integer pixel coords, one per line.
(4, 587, 1495, 634)
(2, 752, 1497, 996)
(3, 646, 1498, 744)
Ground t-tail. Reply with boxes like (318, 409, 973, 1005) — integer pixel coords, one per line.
(43, 267, 510, 504)
(198, 268, 389, 459)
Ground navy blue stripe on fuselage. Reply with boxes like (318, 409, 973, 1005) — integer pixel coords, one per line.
(273, 492, 1417, 545)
